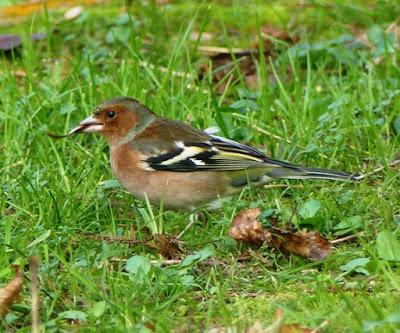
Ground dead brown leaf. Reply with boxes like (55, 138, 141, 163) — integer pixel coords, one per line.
(270, 229, 332, 261)
(229, 208, 271, 245)
(82, 231, 182, 259)
(0, 266, 24, 318)
(151, 234, 182, 260)
(0, 0, 101, 20)
(258, 26, 299, 54)
(229, 208, 332, 261)
(198, 27, 298, 93)
(191, 31, 214, 42)
(198, 49, 259, 94)
(144, 321, 156, 331)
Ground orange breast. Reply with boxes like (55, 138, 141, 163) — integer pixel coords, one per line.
(110, 144, 230, 209)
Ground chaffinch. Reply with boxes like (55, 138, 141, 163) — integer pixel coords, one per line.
(68, 97, 360, 210)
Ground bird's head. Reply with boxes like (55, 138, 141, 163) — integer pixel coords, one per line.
(69, 97, 155, 144)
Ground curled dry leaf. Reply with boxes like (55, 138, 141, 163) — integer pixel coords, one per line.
(151, 234, 182, 260)
(198, 26, 298, 92)
(270, 229, 332, 261)
(229, 208, 271, 245)
(229, 208, 332, 261)
(0, 266, 24, 318)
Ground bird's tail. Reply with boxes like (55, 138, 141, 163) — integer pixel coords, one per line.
(269, 166, 362, 182)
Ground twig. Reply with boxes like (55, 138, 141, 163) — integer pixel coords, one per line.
(139, 60, 194, 79)
(310, 320, 329, 333)
(263, 184, 304, 189)
(29, 256, 40, 333)
(150, 259, 182, 265)
(357, 158, 400, 180)
(81, 231, 153, 245)
(330, 232, 364, 244)
(197, 45, 256, 55)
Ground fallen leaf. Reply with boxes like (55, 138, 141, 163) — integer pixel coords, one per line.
(258, 26, 299, 54)
(152, 234, 182, 260)
(0, 266, 24, 318)
(198, 49, 259, 94)
(64, 5, 83, 21)
(191, 31, 214, 42)
(198, 27, 298, 92)
(229, 208, 332, 261)
(0, 33, 46, 52)
(271, 229, 332, 261)
(144, 321, 156, 331)
(229, 208, 272, 245)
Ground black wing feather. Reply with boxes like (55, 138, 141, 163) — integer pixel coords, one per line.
(144, 135, 298, 172)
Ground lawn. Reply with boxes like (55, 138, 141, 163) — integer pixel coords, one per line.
(1, 0, 400, 332)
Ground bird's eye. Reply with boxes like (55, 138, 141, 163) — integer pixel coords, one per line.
(107, 111, 116, 119)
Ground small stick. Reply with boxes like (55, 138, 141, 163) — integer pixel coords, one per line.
(264, 184, 304, 189)
(197, 45, 256, 55)
(82, 232, 153, 245)
(29, 256, 40, 333)
(150, 259, 182, 265)
(310, 320, 329, 333)
(357, 158, 400, 180)
(330, 232, 364, 244)
(46, 131, 70, 139)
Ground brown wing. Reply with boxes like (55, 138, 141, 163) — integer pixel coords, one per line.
(130, 117, 210, 155)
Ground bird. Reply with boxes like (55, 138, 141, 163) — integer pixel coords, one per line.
(68, 96, 360, 210)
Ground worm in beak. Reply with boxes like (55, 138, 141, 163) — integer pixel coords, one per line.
(67, 115, 104, 135)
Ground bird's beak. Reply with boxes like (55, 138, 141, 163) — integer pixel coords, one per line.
(68, 115, 104, 135)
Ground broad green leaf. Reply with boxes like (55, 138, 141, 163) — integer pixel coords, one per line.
(334, 216, 362, 235)
(340, 257, 370, 271)
(98, 179, 120, 189)
(338, 190, 354, 204)
(229, 99, 259, 113)
(180, 246, 214, 267)
(376, 230, 400, 261)
(393, 116, 400, 135)
(58, 310, 87, 321)
(299, 199, 321, 219)
(126, 255, 152, 276)
(90, 301, 106, 318)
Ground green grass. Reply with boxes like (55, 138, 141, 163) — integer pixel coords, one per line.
(1, 0, 400, 332)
